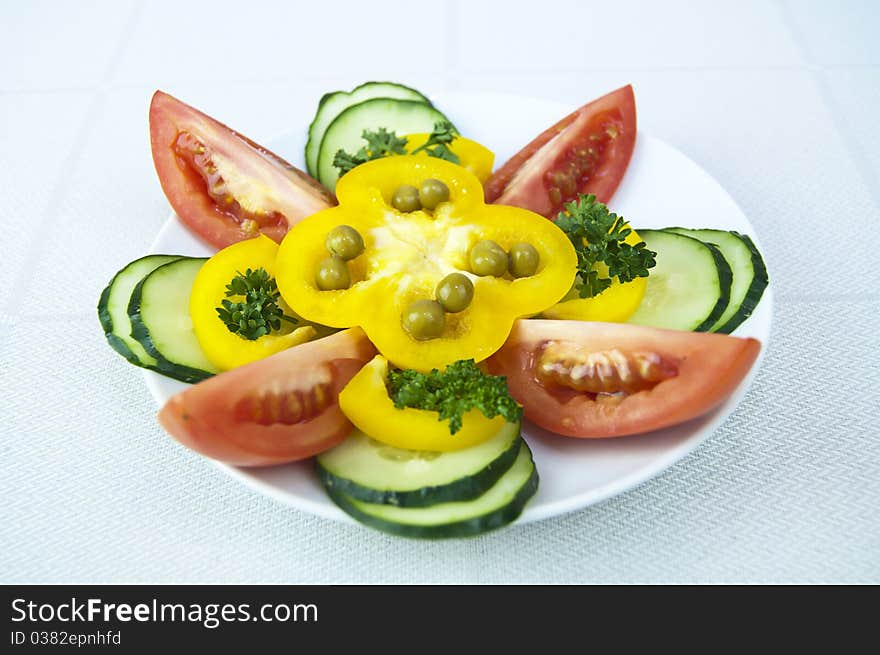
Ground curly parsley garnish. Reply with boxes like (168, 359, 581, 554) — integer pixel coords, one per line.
(555, 194, 657, 298)
(386, 359, 522, 434)
(215, 267, 297, 341)
(333, 121, 461, 177)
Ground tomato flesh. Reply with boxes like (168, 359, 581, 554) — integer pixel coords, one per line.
(173, 131, 287, 235)
(150, 90, 335, 249)
(158, 328, 376, 466)
(536, 341, 679, 395)
(233, 362, 334, 426)
(542, 116, 621, 211)
(487, 320, 760, 438)
(485, 85, 636, 218)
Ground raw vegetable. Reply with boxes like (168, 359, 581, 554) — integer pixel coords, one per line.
(387, 359, 522, 435)
(189, 234, 319, 371)
(315, 97, 453, 191)
(628, 229, 732, 332)
(316, 421, 521, 507)
(332, 123, 496, 182)
(554, 194, 655, 298)
(332, 122, 461, 176)
(664, 228, 768, 334)
(487, 320, 760, 438)
(406, 132, 494, 182)
(158, 328, 376, 466)
(324, 440, 538, 539)
(305, 81, 431, 177)
(274, 155, 577, 371)
(540, 194, 653, 323)
(339, 356, 513, 451)
(149, 91, 334, 249)
(485, 85, 636, 218)
(128, 257, 218, 383)
(98, 254, 182, 369)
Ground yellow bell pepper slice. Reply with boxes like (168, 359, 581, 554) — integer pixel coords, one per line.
(275, 156, 577, 372)
(189, 234, 316, 370)
(405, 132, 495, 183)
(541, 226, 648, 322)
(339, 355, 506, 451)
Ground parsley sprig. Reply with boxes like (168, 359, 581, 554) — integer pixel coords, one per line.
(333, 121, 461, 177)
(386, 359, 522, 434)
(408, 121, 459, 162)
(215, 268, 297, 341)
(555, 194, 656, 298)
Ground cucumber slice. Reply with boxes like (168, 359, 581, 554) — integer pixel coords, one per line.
(325, 441, 539, 539)
(98, 254, 182, 369)
(316, 97, 454, 191)
(665, 228, 768, 334)
(305, 81, 431, 177)
(628, 229, 732, 332)
(128, 257, 218, 384)
(317, 422, 522, 508)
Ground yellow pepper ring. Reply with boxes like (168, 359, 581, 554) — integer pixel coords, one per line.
(339, 355, 506, 451)
(189, 234, 316, 371)
(275, 156, 577, 372)
(541, 226, 648, 323)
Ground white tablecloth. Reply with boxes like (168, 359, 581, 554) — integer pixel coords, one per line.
(2, 0, 877, 583)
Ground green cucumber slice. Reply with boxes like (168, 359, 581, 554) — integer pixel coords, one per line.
(628, 229, 732, 332)
(128, 257, 217, 384)
(305, 81, 431, 177)
(325, 441, 539, 539)
(98, 254, 182, 369)
(317, 422, 522, 508)
(316, 97, 453, 191)
(665, 227, 768, 334)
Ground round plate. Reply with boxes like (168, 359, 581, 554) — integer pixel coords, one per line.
(145, 91, 772, 525)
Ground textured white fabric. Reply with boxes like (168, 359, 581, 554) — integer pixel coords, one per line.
(2, 0, 878, 583)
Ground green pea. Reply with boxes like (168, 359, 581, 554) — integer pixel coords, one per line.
(508, 242, 540, 278)
(469, 240, 508, 277)
(325, 225, 364, 261)
(391, 185, 422, 212)
(435, 273, 474, 313)
(315, 256, 350, 290)
(419, 178, 450, 210)
(401, 299, 446, 340)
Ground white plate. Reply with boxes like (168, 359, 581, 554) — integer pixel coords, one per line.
(145, 91, 773, 525)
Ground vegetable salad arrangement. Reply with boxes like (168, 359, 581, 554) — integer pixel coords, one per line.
(99, 82, 768, 538)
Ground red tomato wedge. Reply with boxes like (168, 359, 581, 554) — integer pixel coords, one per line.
(158, 328, 376, 466)
(486, 320, 760, 438)
(484, 85, 636, 218)
(149, 90, 335, 249)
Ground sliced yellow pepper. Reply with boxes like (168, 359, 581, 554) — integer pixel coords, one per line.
(275, 156, 577, 372)
(339, 355, 505, 451)
(189, 234, 316, 370)
(405, 132, 494, 183)
(541, 227, 648, 322)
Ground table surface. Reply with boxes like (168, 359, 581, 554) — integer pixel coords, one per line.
(2, 0, 878, 584)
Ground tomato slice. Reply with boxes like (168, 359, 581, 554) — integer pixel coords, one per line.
(484, 85, 636, 218)
(486, 320, 760, 438)
(158, 328, 376, 466)
(149, 91, 335, 249)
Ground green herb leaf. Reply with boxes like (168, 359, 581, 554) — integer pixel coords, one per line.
(410, 121, 461, 164)
(555, 194, 656, 298)
(332, 149, 368, 177)
(333, 122, 459, 176)
(386, 359, 522, 434)
(215, 267, 297, 341)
